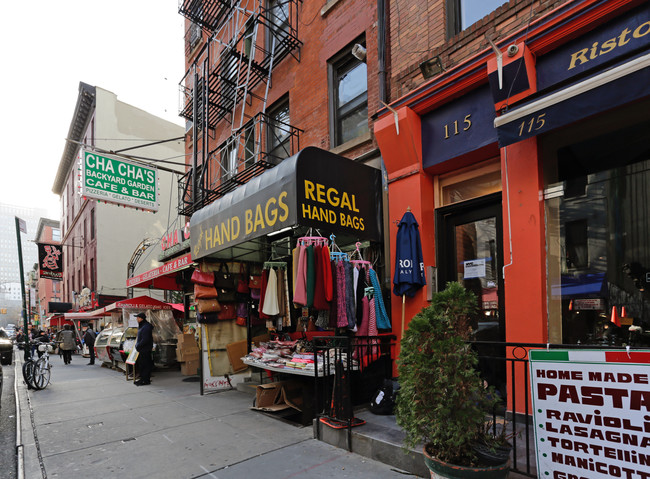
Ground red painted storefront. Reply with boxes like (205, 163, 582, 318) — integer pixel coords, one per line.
(375, 0, 650, 412)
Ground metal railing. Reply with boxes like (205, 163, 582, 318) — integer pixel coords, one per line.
(470, 341, 650, 477)
(313, 334, 397, 451)
(178, 112, 301, 216)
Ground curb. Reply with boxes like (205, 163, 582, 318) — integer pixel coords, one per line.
(14, 354, 45, 479)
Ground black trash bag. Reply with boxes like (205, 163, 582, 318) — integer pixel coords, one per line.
(369, 379, 400, 415)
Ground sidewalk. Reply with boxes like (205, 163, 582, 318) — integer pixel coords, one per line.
(15, 354, 419, 479)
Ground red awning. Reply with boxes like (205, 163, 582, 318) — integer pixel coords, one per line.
(103, 295, 173, 313)
(126, 253, 192, 291)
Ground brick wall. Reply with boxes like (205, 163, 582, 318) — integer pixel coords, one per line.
(388, 0, 570, 100)
(183, 0, 383, 190)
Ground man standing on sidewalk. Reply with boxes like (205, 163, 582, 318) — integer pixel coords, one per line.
(56, 324, 75, 365)
(134, 312, 153, 386)
(83, 324, 96, 365)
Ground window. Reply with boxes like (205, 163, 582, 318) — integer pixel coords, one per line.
(220, 143, 237, 181)
(267, 0, 290, 50)
(565, 220, 588, 269)
(267, 98, 291, 163)
(90, 209, 95, 239)
(447, 0, 508, 36)
(90, 258, 95, 291)
(329, 40, 368, 147)
(52, 228, 61, 242)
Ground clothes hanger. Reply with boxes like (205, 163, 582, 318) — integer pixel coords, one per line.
(349, 242, 372, 269)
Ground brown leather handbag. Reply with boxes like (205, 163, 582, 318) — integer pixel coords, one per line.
(194, 284, 218, 299)
(218, 303, 237, 320)
(197, 298, 221, 313)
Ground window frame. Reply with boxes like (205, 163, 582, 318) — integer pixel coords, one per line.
(328, 37, 368, 148)
(446, 0, 507, 38)
(266, 96, 291, 164)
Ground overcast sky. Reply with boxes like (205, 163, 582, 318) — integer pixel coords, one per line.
(0, 1, 185, 219)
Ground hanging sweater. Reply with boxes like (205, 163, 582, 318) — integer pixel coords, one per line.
(369, 269, 391, 330)
(306, 245, 316, 308)
(293, 245, 308, 306)
(313, 245, 329, 311)
(262, 268, 280, 316)
(344, 261, 356, 329)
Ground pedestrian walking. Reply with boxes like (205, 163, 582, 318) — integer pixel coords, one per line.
(56, 324, 76, 365)
(83, 324, 96, 365)
(134, 312, 153, 386)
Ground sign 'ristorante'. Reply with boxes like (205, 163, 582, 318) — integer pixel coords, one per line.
(80, 150, 159, 212)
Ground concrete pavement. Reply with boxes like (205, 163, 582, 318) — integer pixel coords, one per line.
(15, 352, 419, 479)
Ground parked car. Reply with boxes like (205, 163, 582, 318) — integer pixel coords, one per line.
(94, 328, 114, 365)
(109, 327, 137, 369)
(0, 329, 13, 365)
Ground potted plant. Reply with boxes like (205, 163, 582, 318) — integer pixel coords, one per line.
(395, 282, 511, 478)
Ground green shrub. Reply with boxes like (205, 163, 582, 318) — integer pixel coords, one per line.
(396, 282, 498, 465)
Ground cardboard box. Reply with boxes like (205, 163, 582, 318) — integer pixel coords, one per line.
(176, 333, 197, 346)
(252, 381, 302, 412)
(181, 359, 199, 375)
(226, 334, 271, 373)
(176, 348, 200, 362)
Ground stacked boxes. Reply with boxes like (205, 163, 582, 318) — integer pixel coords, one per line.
(176, 333, 199, 375)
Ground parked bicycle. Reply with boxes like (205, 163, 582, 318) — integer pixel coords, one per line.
(22, 341, 55, 390)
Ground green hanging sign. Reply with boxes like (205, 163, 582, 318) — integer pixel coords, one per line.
(81, 150, 159, 211)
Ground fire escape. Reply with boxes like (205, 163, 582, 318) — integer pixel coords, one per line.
(178, 0, 303, 216)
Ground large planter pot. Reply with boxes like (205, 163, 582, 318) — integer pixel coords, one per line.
(423, 447, 509, 479)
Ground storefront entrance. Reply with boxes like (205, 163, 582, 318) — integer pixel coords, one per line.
(437, 193, 505, 342)
(437, 193, 506, 395)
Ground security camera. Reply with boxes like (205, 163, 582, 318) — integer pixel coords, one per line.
(507, 44, 519, 57)
(351, 44, 367, 62)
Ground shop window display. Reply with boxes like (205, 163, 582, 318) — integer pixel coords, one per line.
(544, 119, 650, 346)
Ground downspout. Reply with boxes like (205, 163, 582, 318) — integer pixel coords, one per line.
(378, 0, 387, 104)
(192, 66, 199, 212)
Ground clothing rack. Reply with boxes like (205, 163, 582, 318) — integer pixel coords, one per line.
(329, 234, 348, 261)
(349, 242, 372, 269)
(298, 228, 328, 246)
(263, 261, 287, 269)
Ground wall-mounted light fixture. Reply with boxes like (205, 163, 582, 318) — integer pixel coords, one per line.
(419, 56, 443, 79)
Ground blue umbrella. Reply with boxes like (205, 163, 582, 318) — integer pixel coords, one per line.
(393, 209, 426, 297)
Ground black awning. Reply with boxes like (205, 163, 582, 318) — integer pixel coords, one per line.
(189, 147, 383, 261)
(48, 302, 72, 313)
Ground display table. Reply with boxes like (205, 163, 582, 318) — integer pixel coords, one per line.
(242, 358, 317, 377)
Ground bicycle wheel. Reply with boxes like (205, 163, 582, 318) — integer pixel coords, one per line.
(32, 359, 51, 390)
(22, 361, 36, 389)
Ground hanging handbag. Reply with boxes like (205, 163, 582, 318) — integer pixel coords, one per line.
(236, 302, 248, 319)
(191, 270, 215, 286)
(218, 303, 237, 320)
(217, 288, 237, 303)
(236, 316, 247, 327)
(249, 274, 262, 289)
(197, 298, 221, 314)
(250, 287, 261, 300)
(196, 311, 220, 324)
(194, 284, 219, 299)
(237, 264, 250, 294)
(214, 263, 235, 289)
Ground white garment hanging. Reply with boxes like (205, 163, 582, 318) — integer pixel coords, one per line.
(262, 268, 280, 315)
(352, 266, 360, 313)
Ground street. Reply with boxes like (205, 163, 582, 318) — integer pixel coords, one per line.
(10, 349, 416, 479)
(1, 359, 17, 479)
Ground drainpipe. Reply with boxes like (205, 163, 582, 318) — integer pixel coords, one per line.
(378, 0, 387, 104)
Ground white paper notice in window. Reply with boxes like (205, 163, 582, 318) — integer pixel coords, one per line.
(463, 259, 486, 279)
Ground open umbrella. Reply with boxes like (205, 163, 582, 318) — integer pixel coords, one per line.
(393, 208, 426, 332)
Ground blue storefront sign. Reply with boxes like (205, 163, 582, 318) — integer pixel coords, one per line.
(536, 4, 650, 91)
(421, 85, 498, 170)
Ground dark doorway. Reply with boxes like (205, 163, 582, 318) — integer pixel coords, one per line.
(436, 192, 506, 396)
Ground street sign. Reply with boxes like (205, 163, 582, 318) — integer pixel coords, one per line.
(530, 349, 650, 479)
(80, 150, 159, 212)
